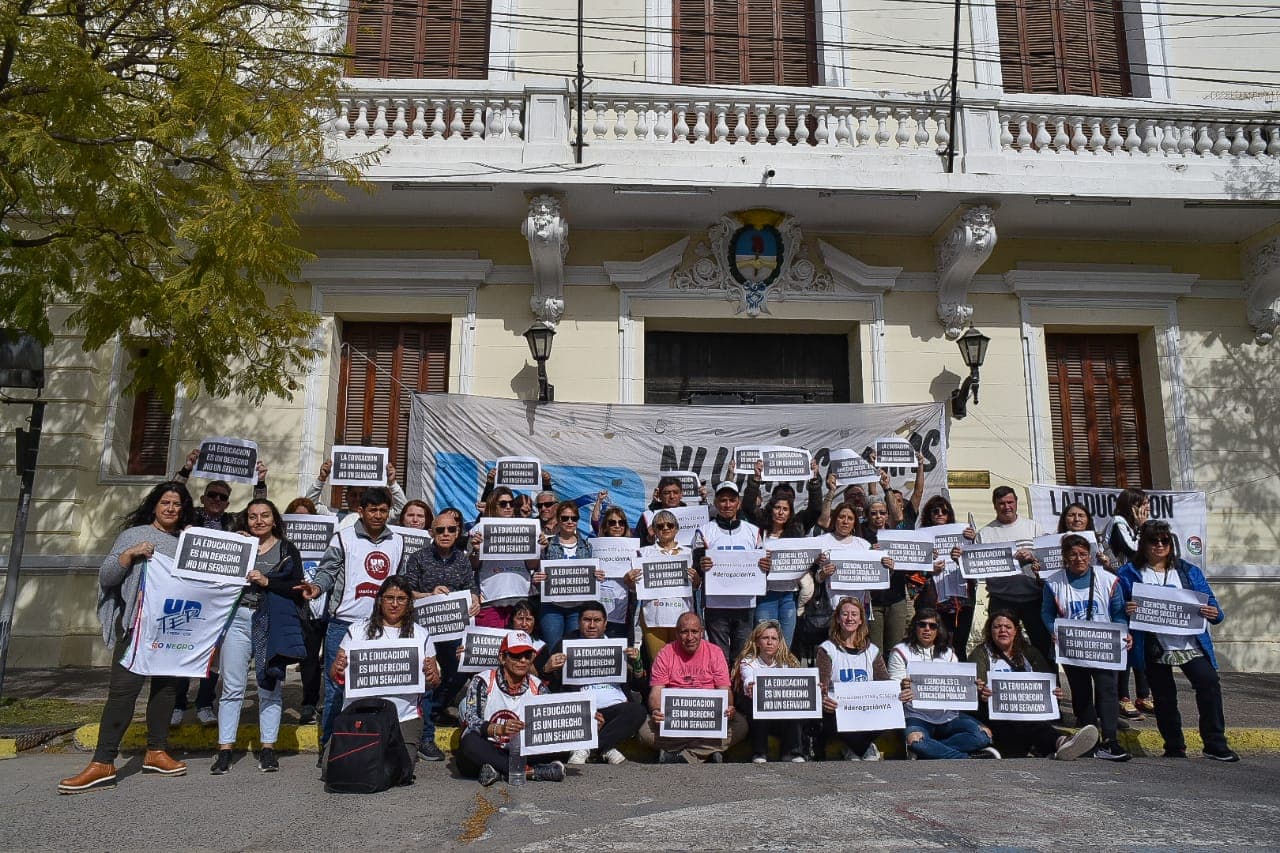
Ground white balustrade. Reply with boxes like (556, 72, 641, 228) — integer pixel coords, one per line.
(995, 108, 1278, 160)
(333, 92, 524, 143)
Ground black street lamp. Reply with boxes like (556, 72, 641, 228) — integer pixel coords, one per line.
(950, 326, 990, 420)
(523, 320, 556, 403)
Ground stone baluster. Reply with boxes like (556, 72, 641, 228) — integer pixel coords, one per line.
(410, 99, 428, 140)
(1051, 116, 1069, 152)
(1122, 119, 1141, 154)
(429, 99, 447, 141)
(1139, 119, 1159, 155)
(855, 107, 872, 148)
(353, 100, 370, 138)
(655, 103, 672, 142)
(1211, 124, 1230, 156)
(448, 100, 466, 142)
(1247, 126, 1266, 157)
(934, 110, 950, 152)
(752, 104, 769, 144)
(1267, 126, 1280, 157)
(390, 99, 408, 139)
(673, 103, 689, 142)
(1177, 122, 1195, 157)
(634, 102, 652, 141)
(914, 109, 931, 149)
(1194, 123, 1212, 156)
(814, 106, 831, 145)
(592, 101, 608, 140)
(713, 104, 730, 144)
(687, 102, 706, 144)
(894, 109, 911, 149)
(1033, 115, 1052, 153)
(998, 113, 1013, 150)
(1105, 118, 1124, 154)
(775, 105, 792, 146)
(508, 101, 524, 139)
(613, 101, 630, 140)
(1229, 125, 1248, 155)
(468, 100, 485, 138)
(874, 108, 891, 148)
(733, 104, 749, 144)
(1087, 117, 1104, 155)
(1160, 121, 1178, 157)
(834, 107, 853, 147)
(1016, 115, 1032, 153)
(795, 105, 811, 146)
(1068, 116, 1086, 153)
(371, 100, 389, 138)
(334, 99, 352, 138)
(487, 100, 505, 141)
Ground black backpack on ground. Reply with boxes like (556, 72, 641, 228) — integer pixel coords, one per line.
(323, 698, 414, 793)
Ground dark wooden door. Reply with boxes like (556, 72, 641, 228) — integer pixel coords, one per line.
(644, 331, 850, 404)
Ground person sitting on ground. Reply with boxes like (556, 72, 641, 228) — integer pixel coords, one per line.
(816, 596, 898, 762)
(542, 601, 648, 766)
(733, 619, 806, 764)
(640, 612, 747, 764)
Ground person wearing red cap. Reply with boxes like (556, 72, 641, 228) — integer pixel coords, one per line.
(457, 630, 565, 785)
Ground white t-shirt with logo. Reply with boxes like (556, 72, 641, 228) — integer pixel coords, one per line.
(334, 527, 405, 622)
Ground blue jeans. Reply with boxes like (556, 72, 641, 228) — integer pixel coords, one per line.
(321, 618, 351, 746)
(419, 638, 461, 746)
(754, 590, 798, 647)
(905, 714, 991, 760)
(216, 606, 283, 747)
(538, 604, 579, 654)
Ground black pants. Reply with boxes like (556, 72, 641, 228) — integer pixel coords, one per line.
(93, 635, 178, 763)
(597, 701, 647, 754)
(1146, 653, 1229, 754)
(1118, 663, 1150, 701)
(735, 697, 801, 758)
(457, 730, 516, 780)
(819, 713, 879, 758)
(991, 597, 1053, 662)
(172, 674, 219, 711)
(1063, 664, 1120, 741)
(300, 618, 325, 709)
(704, 608, 753, 667)
(989, 720, 1060, 757)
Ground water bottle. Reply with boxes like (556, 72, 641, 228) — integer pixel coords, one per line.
(507, 732, 525, 785)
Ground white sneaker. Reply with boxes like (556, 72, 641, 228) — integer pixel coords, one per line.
(789, 754, 806, 763)
(841, 746, 861, 762)
(603, 748, 626, 765)
(751, 754, 768, 764)
(196, 707, 217, 726)
(566, 749, 590, 765)
(169, 709, 184, 727)
(862, 743, 882, 762)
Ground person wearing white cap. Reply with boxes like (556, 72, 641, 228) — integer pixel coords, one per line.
(692, 481, 762, 665)
(457, 630, 565, 785)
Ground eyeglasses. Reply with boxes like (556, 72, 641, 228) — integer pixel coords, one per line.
(560, 515, 579, 522)
(604, 519, 627, 526)
(433, 525, 459, 534)
(653, 522, 676, 531)
(205, 492, 230, 502)
(496, 500, 514, 508)
(505, 650, 536, 660)
(537, 501, 557, 509)
(1148, 537, 1172, 546)
(916, 622, 939, 630)
(381, 595, 410, 604)
(930, 506, 949, 515)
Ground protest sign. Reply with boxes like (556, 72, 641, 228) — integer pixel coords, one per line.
(644, 505, 710, 547)
(827, 449, 879, 486)
(752, 668, 822, 720)
(660, 688, 729, 738)
(633, 556, 694, 600)
(833, 681, 905, 732)
(1032, 531, 1097, 574)
(928, 522, 969, 574)
(591, 537, 640, 579)
(1129, 583, 1208, 636)
(660, 470, 702, 501)
(827, 548, 890, 591)
(344, 638, 425, 699)
(733, 446, 762, 471)
(1054, 619, 1127, 670)
(759, 446, 812, 482)
(562, 638, 628, 685)
(875, 529, 934, 572)
(763, 537, 824, 583)
(959, 543, 1020, 580)
(388, 524, 432, 569)
(540, 559, 600, 604)
(478, 518, 541, 560)
(705, 549, 767, 597)
(907, 661, 978, 711)
(192, 437, 258, 485)
(988, 672, 1060, 721)
(412, 590, 472, 643)
(172, 527, 255, 586)
(520, 693, 599, 757)
(874, 437, 917, 468)
(329, 445, 388, 486)
(458, 626, 511, 673)
(494, 456, 542, 490)
(284, 513, 336, 619)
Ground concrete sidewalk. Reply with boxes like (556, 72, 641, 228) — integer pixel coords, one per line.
(4, 667, 1279, 759)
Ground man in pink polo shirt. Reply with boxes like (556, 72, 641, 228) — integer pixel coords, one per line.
(639, 611, 747, 764)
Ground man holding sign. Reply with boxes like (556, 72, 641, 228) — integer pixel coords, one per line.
(973, 487, 1051, 661)
(693, 482, 762, 665)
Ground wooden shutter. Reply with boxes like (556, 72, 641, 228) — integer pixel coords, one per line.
(1046, 333, 1151, 489)
(127, 354, 173, 476)
(348, 0, 490, 79)
(675, 0, 816, 86)
(996, 0, 1130, 97)
(335, 323, 450, 500)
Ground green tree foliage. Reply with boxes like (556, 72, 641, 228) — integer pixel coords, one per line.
(0, 0, 366, 402)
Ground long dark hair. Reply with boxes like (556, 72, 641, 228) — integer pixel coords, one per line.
(1134, 519, 1176, 569)
(1056, 501, 1095, 534)
(762, 495, 802, 537)
(122, 481, 195, 531)
(982, 608, 1030, 668)
(905, 607, 951, 658)
(1115, 488, 1147, 528)
(244, 498, 285, 541)
(366, 576, 416, 640)
(918, 495, 955, 528)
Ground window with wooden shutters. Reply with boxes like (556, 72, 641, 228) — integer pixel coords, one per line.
(996, 0, 1131, 97)
(126, 384, 173, 476)
(335, 323, 450, 500)
(347, 0, 490, 79)
(674, 0, 817, 86)
(1046, 333, 1151, 488)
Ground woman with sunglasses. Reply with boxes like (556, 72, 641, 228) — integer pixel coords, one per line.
(469, 487, 539, 629)
(535, 500, 605, 651)
(402, 507, 480, 761)
(917, 495, 977, 661)
(755, 495, 806, 647)
(889, 607, 999, 760)
(1118, 521, 1238, 762)
(863, 498, 909, 664)
(1102, 489, 1153, 719)
(592, 506, 635, 639)
(627, 509, 700, 663)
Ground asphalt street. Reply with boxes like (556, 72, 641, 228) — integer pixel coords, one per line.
(3, 751, 1278, 850)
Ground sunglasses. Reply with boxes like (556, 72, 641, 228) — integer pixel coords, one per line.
(916, 622, 939, 630)
(1148, 537, 1172, 546)
(505, 650, 536, 660)
(604, 519, 627, 526)
(653, 522, 676, 531)
(537, 501, 557, 509)
(205, 492, 230, 502)
(930, 506, 949, 515)
(560, 515, 579, 522)
(496, 500, 514, 508)
(433, 525, 459, 534)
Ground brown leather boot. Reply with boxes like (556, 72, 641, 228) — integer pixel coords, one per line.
(142, 749, 187, 776)
(57, 761, 117, 794)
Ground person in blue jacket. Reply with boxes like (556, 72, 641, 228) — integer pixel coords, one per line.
(1117, 520, 1239, 762)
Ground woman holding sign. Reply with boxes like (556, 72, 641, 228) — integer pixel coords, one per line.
(863, 499, 908, 664)
(536, 500, 601, 651)
(917, 496, 977, 662)
(470, 487, 539, 629)
(733, 620, 806, 763)
(628, 510, 699, 664)
(754, 495, 806, 647)
(1101, 489, 1154, 719)
(816, 597, 894, 761)
(1118, 521, 1238, 762)
(815, 502, 873, 615)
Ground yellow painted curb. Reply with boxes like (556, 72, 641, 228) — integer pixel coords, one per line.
(0, 738, 17, 760)
(1120, 727, 1280, 756)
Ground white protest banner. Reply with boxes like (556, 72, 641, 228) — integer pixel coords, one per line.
(988, 671, 1060, 722)
(412, 590, 472, 643)
(733, 446, 763, 471)
(660, 688, 729, 738)
(876, 529, 934, 572)
(1054, 619, 1127, 670)
(562, 638, 628, 685)
(520, 692, 599, 756)
(827, 449, 879, 486)
(753, 668, 822, 720)
(1032, 531, 1097, 575)
(329, 445, 388, 486)
(285, 513, 337, 620)
(478, 518, 541, 560)
(172, 527, 255, 586)
(344, 637, 426, 699)
(540, 558, 601, 604)
(121, 554, 242, 678)
(494, 456, 542, 490)
(827, 548, 890, 592)
(706, 549, 767, 597)
(644, 505, 710, 547)
(759, 446, 812, 482)
(388, 524, 432, 569)
(634, 556, 694, 601)
(959, 543, 1020, 580)
(458, 626, 512, 673)
(907, 661, 979, 711)
(874, 437, 918, 469)
(763, 537, 824, 583)
(660, 470, 702, 502)
(192, 436, 258, 485)
(1028, 483, 1209, 571)
(833, 681, 905, 732)
(591, 537, 640, 579)
(1129, 583, 1208, 636)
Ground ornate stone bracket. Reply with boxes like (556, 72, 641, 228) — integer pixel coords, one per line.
(934, 205, 998, 339)
(1243, 236, 1280, 345)
(522, 192, 569, 326)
